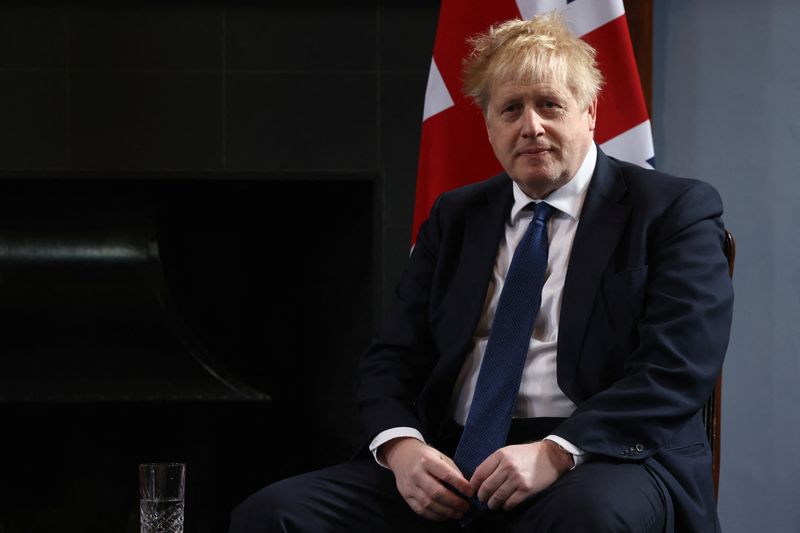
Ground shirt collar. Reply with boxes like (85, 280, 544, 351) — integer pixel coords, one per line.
(509, 142, 597, 223)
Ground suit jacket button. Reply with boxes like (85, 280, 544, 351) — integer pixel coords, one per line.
(635, 443, 644, 452)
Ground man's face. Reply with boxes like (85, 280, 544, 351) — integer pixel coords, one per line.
(485, 78, 597, 199)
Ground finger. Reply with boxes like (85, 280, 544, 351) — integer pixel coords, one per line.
(406, 496, 448, 522)
(426, 452, 473, 498)
(415, 474, 470, 513)
(502, 489, 529, 511)
(417, 507, 457, 522)
(408, 489, 467, 521)
(485, 478, 516, 510)
(399, 478, 462, 521)
(471, 452, 502, 497)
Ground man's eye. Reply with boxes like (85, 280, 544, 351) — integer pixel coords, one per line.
(502, 104, 521, 114)
(542, 101, 559, 109)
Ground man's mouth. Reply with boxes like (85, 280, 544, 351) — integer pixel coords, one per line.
(516, 147, 551, 157)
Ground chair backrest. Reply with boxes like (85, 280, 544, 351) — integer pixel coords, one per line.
(703, 229, 735, 500)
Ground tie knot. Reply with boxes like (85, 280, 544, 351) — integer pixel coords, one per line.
(532, 201, 554, 223)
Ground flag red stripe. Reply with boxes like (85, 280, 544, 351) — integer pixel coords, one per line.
(581, 15, 649, 144)
(413, 4, 652, 241)
(414, 0, 520, 239)
(432, 0, 520, 108)
(413, 105, 503, 236)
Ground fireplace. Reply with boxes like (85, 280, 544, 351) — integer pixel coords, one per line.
(0, 175, 375, 532)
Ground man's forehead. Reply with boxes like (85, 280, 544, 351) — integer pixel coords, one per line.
(490, 77, 573, 101)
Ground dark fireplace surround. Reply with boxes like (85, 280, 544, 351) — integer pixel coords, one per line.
(0, 174, 375, 532)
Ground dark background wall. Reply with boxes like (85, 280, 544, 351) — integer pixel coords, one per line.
(0, 1, 440, 531)
(0, 0, 439, 307)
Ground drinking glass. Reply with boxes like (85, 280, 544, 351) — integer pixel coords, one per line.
(139, 463, 186, 533)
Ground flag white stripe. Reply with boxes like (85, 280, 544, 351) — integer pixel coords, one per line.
(515, 0, 565, 21)
(564, 0, 625, 37)
(515, 0, 624, 36)
(423, 59, 455, 121)
(600, 120, 655, 169)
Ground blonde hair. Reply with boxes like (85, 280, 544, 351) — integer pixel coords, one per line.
(463, 13, 603, 112)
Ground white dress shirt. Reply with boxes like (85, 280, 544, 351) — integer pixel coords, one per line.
(371, 143, 598, 467)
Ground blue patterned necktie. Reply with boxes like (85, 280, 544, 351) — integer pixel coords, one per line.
(454, 201, 555, 480)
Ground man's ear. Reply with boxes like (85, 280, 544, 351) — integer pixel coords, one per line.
(586, 98, 598, 131)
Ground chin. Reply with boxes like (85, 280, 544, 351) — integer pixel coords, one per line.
(516, 172, 559, 187)
(513, 171, 565, 197)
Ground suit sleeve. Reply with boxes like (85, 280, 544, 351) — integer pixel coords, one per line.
(356, 196, 445, 443)
(552, 180, 734, 459)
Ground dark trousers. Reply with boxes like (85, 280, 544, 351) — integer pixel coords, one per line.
(230, 419, 670, 533)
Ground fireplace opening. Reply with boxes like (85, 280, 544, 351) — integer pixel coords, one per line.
(0, 176, 375, 532)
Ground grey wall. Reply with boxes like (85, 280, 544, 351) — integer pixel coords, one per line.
(653, 1, 800, 531)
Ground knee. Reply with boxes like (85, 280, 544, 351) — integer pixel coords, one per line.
(523, 495, 621, 532)
(525, 469, 665, 533)
(229, 480, 299, 533)
(546, 495, 634, 532)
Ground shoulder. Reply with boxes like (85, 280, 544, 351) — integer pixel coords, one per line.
(437, 173, 510, 205)
(429, 173, 511, 221)
(607, 156, 724, 217)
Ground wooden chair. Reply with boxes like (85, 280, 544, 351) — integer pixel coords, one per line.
(702, 229, 735, 500)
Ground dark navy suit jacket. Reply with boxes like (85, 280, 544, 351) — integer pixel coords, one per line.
(357, 147, 733, 532)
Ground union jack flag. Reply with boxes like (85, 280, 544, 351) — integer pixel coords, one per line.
(413, 0, 653, 240)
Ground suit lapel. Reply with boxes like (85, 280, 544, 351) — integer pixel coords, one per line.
(451, 177, 514, 349)
(557, 150, 631, 400)
(422, 177, 512, 427)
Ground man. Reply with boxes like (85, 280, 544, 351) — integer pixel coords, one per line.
(231, 13, 732, 533)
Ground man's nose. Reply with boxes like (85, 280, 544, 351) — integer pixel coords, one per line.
(521, 107, 545, 138)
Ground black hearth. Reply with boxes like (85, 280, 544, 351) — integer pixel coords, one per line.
(0, 175, 375, 532)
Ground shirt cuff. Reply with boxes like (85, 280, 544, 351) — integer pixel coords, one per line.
(544, 434, 587, 469)
(369, 427, 426, 468)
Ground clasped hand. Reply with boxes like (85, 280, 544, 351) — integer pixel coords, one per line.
(381, 438, 572, 521)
